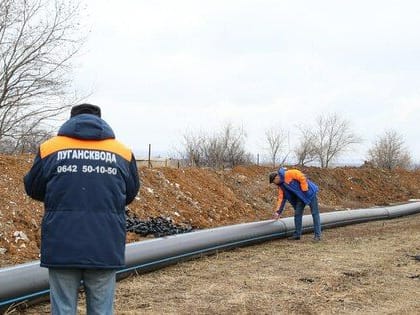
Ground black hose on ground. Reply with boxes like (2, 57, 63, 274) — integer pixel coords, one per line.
(125, 210, 194, 237)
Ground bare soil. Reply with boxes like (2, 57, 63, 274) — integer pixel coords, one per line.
(20, 214, 420, 315)
(2, 154, 420, 267)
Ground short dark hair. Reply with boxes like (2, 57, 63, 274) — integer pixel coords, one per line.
(269, 172, 278, 184)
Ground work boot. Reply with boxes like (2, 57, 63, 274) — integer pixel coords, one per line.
(287, 235, 301, 240)
(313, 236, 321, 242)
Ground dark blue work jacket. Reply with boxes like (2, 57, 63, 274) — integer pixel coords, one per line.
(24, 114, 140, 269)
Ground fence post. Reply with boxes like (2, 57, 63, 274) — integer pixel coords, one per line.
(190, 149, 195, 167)
(148, 144, 152, 168)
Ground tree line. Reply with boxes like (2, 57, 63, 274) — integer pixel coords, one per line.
(180, 114, 414, 170)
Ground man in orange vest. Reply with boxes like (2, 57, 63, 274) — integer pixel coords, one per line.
(270, 167, 321, 241)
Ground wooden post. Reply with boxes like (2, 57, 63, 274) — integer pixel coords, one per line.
(148, 144, 152, 168)
(221, 164, 225, 192)
(190, 149, 194, 167)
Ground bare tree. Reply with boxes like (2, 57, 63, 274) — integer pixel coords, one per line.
(312, 113, 361, 168)
(265, 127, 289, 167)
(222, 123, 249, 167)
(367, 130, 412, 170)
(181, 123, 251, 169)
(294, 126, 317, 166)
(0, 120, 53, 154)
(202, 134, 223, 168)
(0, 0, 84, 148)
(181, 132, 204, 167)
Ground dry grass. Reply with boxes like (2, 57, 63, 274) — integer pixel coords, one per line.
(18, 214, 420, 314)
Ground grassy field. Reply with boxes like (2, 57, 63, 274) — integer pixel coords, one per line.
(19, 214, 420, 314)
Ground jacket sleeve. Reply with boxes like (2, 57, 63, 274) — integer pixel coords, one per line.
(125, 154, 140, 205)
(288, 169, 309, 192)
(24, 152, 47, 202)
(276, 187, 287, 214)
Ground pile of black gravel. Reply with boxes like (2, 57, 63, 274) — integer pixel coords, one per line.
(126, 210, 194, 238)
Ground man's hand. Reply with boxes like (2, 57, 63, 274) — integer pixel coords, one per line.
(272, 212, 281, 220)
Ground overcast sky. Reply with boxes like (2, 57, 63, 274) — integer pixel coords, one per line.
(72, 0, 420, 163)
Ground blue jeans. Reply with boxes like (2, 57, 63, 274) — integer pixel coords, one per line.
(293, 195, 322, 238)
(48, 268, 116, 315)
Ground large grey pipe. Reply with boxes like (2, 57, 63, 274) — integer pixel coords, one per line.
(1, 202, 420, 310)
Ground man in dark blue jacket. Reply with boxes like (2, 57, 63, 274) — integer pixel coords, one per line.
(270, 167, 321, 241)
(24, 104, 140, 315)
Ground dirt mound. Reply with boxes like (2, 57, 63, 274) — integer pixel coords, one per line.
(1, 154, 420, 267)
